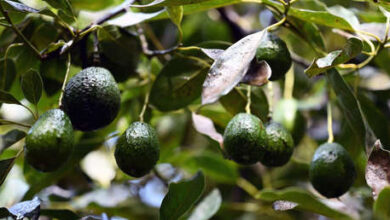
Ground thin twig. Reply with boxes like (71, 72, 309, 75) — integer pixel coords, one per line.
(245, 85, 252, 114)
(58, 53, 72, 107)
(327, 100, 334, 143)
(139, 92, 150, 123)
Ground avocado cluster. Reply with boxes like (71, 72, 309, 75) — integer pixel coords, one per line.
(25, 67, 160, 177)
(223, 113, 294, 167)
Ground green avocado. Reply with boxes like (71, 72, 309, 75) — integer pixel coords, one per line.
(309, 142, 356, 198)
(115, 122, 160, 178)
(256, 35, 292, 81)
(223, 113, 267, 165)
(259, 122, 294, 167)
(61, 67, 121, 131)
(25, 109, 74, 172)
(273, 99, 306, 145)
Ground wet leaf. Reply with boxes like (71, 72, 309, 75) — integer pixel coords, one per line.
(160, 171, 205, 220)
(365, 140, 390, 200)
(188, 189, 222, 220)
(305, 38, 362, 77)
(21, 70, 43, 105)
(192, 112, 223, 145)
(202, 30, 267, 104)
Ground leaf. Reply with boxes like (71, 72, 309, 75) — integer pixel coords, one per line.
(326, 68, 366, 147)
(41, 0, 75, 22)
(0, 156, 16, 186)
(0, 59, 16, 91)
(192, 112, 223, 145)
(305, 38, 363, 77)
(167, 6, 183, 36)
(200, 48, 224, 60)
(374, 187, 390, 219)
(8, 197, 41, 220)
(106, 9, 165, 27)
(188, 189, 222, 220)
(327, 6, 360, 29)
(241, 61, 271, 86)
(21, 70, 43, 105)
(0, 129, 26, 153)
(202, 30, 267, 104)
(184, 152, 238, 183)
(150, 56, 209, 111)
(0, 89, 21, 105)
(3, 0, 39, 13)
(257, 187, 353, 220)
(160, 171, 205, 220)
(220, 87, 269, 122)
(365, 140, 390, 200)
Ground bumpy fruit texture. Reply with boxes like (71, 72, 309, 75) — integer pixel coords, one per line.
(61, 67, 121, 131)
(259, 122, 294, 167)
(309, 142, 356, 198)
(115, 122, 160, 178)
(223, 113, 267, 165)
(273, 99, 305, 145)
(25, 109, 74, 172)
(256, 35, 292, 81)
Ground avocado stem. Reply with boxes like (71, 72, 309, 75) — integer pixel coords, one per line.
(245, 85, 252, 114)
(327, 102, 334, 143)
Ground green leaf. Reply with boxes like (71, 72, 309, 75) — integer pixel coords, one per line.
(150, 56, 209, 111)
(0, 89, 21, 105)
(374, 187, 390, 219)
(202, 30, 268, 104)
(326, 68, 366, 148)
(220, 87, 269, 122)
(257, 187, 353, 220)
(21, 70, 43, 105)
(305, 38, 362, 77)
(167, 6, 183, 37)
(0, 129, 26, 153)
(71, 0, 121, 11)
(0, 156, 16, 186)
(134, 0, 212, 7)
(184, 151, 238, 183)
(327, 6, 360, 29)
(106, 10, 165, 28)
(160, 171, 205, 220)
(188, 189, 222, 220)
(41, 0, 75, 23)
(0, 59, 16, 91)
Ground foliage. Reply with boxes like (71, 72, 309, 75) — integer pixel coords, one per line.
(0, 0, 389, 219)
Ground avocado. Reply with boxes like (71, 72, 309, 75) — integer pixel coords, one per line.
(223, 113, 267, 165)
(260, 122, 294, 167)
(115, 122, 160, 178)
(309, 142, 356, 198)
(61, 67, 121, 131)
(256, 35, 292, 81)
(25, 109, 74, 172)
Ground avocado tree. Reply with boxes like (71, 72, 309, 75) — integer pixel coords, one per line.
(0, 0, 390, 219)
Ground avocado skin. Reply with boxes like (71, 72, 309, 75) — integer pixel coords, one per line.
(309, 142, 356, 198)
(115, 122, 160, 178)
(61, 67, 121, 131)
(223, 113, 267, 165)
(260, 122, 294, 167)
(25, 109, 74, 172)
(256, 35, 292, 81)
